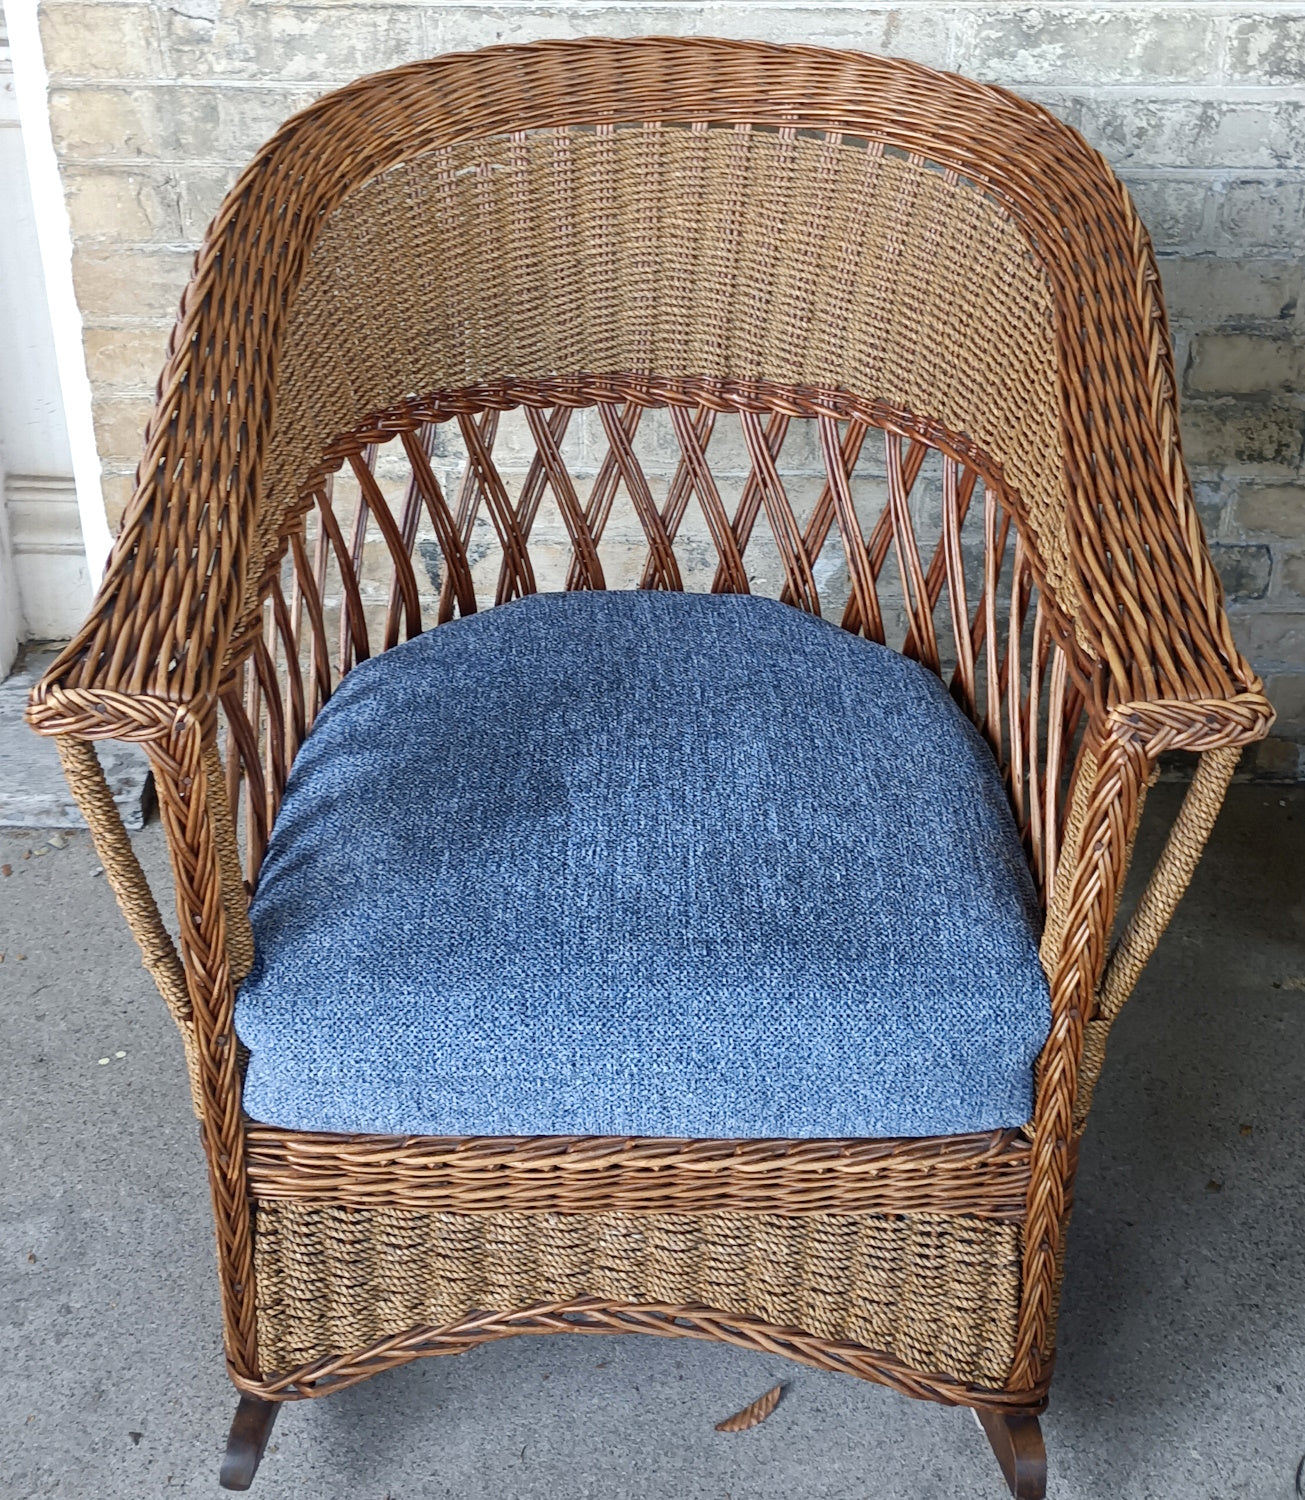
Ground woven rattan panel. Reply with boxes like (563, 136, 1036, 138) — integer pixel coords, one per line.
(253, 1201, 1022, 1387)
(263, 127, 1065, 621)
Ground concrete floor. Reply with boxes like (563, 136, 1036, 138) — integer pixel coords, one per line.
(1, 784, 1303, 1499)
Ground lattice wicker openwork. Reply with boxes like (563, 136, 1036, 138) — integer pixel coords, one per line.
(29, 37, 1271, 1497)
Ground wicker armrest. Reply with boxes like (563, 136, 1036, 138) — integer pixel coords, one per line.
(27, 472, 243, 749)
(1044, 228, 1271, 752)
(1058, 488, 1272, 756)
(25, 197, 263, 743)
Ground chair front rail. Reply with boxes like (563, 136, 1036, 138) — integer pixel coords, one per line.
(230, 1297, 1053, 1409)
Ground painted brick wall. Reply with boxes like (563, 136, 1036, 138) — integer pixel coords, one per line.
(30, 1, 1305, 768)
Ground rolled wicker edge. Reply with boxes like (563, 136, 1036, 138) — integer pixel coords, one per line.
(233, 1297, 1051, 1414)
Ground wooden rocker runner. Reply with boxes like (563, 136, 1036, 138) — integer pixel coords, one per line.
(29, 37, 1271, 1496)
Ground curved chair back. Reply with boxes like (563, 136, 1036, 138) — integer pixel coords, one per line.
(49, 40, 1249, 720)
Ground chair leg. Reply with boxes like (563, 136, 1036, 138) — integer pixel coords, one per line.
(219, 1394, 280, 1491)
(976, 1408, 1046, 1500)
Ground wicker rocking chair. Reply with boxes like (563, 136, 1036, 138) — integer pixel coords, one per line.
(30, 38, 1271, 1497)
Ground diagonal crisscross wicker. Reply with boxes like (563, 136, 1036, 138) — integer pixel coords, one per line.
(28, 37, 1270, 1494)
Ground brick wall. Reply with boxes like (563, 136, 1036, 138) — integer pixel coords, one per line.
(30, 1, 1305, 768)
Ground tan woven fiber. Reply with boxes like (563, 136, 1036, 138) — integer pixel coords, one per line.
(25, 39, 1272, 1441)
(54, 735, 208, 1116)
(253, 1202, 1022, 1390)
(55, 736, 190, 1024)
(270, 133, 1063, 626)
(1075, 743, 1241, 1128)
(1036, 745, 1099, 988)
(1095, 745, 1240, 1024)
(203, 742, 256, 987)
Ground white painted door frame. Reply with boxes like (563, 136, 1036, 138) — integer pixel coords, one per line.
(1, 0, 111, 671)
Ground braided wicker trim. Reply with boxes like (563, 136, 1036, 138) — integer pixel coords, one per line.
(245, 1127, 1031, 1219)
(252, 1201, 1023, 1393)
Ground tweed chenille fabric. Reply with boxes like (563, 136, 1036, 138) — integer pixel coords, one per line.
(235, 591, 1049, 1139)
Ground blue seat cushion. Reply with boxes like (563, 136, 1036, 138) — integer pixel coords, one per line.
(236, 590, 1050, 1140)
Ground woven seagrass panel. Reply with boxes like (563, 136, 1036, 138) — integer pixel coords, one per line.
(253, 1202, 1022, 1387)
(262, 127, 1066, 621)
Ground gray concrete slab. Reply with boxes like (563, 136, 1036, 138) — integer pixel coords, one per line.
(0, 650, 153, 829)
(1, 787, 1303, 1499)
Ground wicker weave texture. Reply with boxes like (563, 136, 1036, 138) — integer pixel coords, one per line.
(271, 132, 1064, 627)
(29, 39, 1269, 732)
(222, 385, 1084, 914)
(245, 1128, 1032, 1219)
(254, 1201, 1022, 1389)
(24, 40, 1273, 1418)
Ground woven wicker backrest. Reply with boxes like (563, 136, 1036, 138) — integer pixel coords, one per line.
(40, 36, 1255, 731)
(268, 129, 1064, 619)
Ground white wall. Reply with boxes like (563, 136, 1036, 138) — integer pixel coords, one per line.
(0, 451, 20, 675)
(0, 6, 92, 668)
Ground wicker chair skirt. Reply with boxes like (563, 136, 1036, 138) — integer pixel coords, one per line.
(252, 1200, 1023, 1393)
(247, 1128, 1030, 1397)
